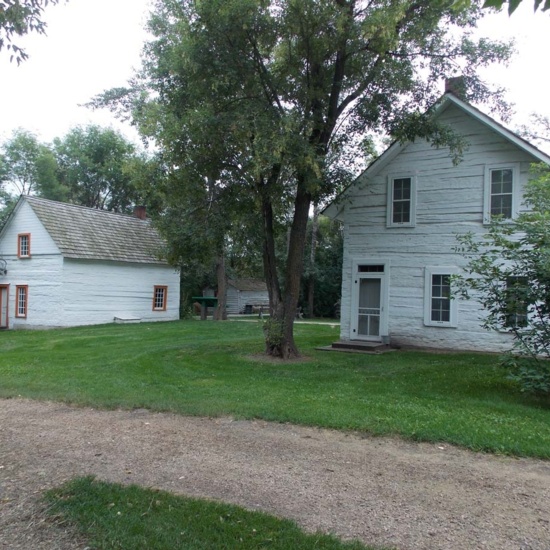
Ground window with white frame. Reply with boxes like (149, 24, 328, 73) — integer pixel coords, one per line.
(424, 267, 458, 327)
(484, 164, 519, 223)
(15, 285, 28, 318)
(17, 233, 31, 258)
(153, 286, 167, 311)
(387, 175, 416, 227)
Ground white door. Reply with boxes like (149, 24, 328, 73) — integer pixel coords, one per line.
(357, 277, 381, 338)
(351, 263, 388, 341)
(0, 285, 8, 329)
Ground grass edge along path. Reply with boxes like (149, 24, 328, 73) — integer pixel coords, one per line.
(1, 320, 549, 459)
(45, 476, 384, 550)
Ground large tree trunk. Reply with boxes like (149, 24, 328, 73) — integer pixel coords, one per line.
(262, 196, 282, 316)
(213, 252, 227, 320)
(263, 183, 311, 359)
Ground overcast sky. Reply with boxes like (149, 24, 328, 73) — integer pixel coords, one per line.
(0, 0, 549, 147)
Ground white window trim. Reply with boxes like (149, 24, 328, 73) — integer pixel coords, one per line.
(424, 266, 458, 328)
(483, 163, 520, 225)
(386, 174, 417, 228)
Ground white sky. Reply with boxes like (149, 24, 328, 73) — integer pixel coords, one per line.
(0, 0, 549, 147)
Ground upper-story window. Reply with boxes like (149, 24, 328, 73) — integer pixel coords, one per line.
(484, 164, 519, 223)
(17, 233, 31, 258)
(387, 175, 416, 227)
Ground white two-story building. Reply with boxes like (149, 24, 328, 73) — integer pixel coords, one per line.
(324, 92, 550, 352)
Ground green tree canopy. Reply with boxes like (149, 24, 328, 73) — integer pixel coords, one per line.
(456, 164, 550, 394)
(0, 125, 160, 214)
(517, 113, 550, 147)
(301, 215, 343, 318)
(456, 0, 550, 13)
(94, 0, 512, 357)
(0, 187, 16, 227)
(0, 0, 60, 63)
(0, 128, 53, 195)
(481, 0, 550, 13)
(53, 125, 143, 212)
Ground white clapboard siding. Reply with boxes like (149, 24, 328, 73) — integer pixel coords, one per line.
(0, 197, 180, 329)
(226, 280, 269, 314)
(61, 259, 180, 326)
(0, 200, 61, 257)
(225, 286, 240, 314)
(226, 289, 269, 314)
(0, 200, 64, 328)
(334, 100, 544, 352)
(4, 256, 64, 329)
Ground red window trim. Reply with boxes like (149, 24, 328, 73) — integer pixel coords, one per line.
(17, 233, 31, 258)
(153, 285, 168, 311)
(15, 285, 28, 318)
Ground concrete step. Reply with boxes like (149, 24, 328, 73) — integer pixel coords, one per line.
(316, 340, 393, 354)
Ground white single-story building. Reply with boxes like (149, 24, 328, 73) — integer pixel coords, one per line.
(226, 278, 269, 314)
(0, 196, 180, 329)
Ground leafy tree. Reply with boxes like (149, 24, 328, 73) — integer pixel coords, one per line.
(455, 164, 550, 394)
(0, 0, 61, 64)
(95, 0, 511, 358)
(0, 128, 50, 194)
(33, 146, 69, 201)
(517, 113, 550, 148)
(0, 187, 16, 227)
(53, 125, 141, 212)
(154, 170, 233, 320)
(481, 0, 550, 13)
(0, 125, 161, 214)
(455, 0, 550, 13)
(301, 215, 343, 318)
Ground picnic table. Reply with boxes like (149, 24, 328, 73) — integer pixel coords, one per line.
(192, 296, 218, 320)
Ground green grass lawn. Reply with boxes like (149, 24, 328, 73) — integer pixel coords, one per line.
(1, 319, 549, 457)
(45, 477, 377, 550)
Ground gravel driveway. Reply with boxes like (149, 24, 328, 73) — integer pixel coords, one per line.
(0, 398, 549, 550)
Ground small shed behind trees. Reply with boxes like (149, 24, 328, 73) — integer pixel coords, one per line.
(226, 278, 269, 314)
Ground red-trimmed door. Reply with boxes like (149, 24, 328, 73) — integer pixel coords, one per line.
(0, 285, 9, 329)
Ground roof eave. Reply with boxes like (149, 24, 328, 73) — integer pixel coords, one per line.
(323, 93, 550, 219)
(0, 195, 25, 242)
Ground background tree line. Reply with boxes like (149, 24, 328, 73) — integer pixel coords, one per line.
(0, 124, 343, 319)
(0, 125, 158, 213)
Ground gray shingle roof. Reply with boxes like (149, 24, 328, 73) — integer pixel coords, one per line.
(25, 196, 168, 264)
(228, 278, 267, 292)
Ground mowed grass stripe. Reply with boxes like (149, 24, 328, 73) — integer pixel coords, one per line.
(1, 320, 549, 457)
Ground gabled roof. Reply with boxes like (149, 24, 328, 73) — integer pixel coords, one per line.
(437, 94, 550, 164)
(12, 196, 168, 264)
(228, 278, 268, 292)
(323, 93, 550, 220)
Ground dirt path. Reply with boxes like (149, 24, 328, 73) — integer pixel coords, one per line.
(0, 398, 549, 550)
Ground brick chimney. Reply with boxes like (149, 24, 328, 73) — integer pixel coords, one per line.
(444, 76, 467, 99)
(133, 205, 147, 220)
